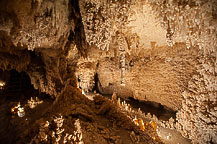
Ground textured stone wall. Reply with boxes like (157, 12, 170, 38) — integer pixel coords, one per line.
(0, 0, 77, 97)
(78, 0, 217, 143)
(176, 54, 217, 143)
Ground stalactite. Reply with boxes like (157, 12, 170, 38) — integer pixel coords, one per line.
(79, 0, 134, 51)
(117, 33, 126, 86)
(145, 0, 217, 54)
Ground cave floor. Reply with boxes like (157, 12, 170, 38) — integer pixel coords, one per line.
(95, 93, 191, 144)
(0, 86, 53, 143)
(0, 86, 163, 143)
(0, 85, 190, 144)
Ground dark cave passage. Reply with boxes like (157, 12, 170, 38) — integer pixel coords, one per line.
(92, 72, 100, 93)
(126, 97, 177, 121)
(102, 94, 177, 121)
(0, 69, 52, 143)
(0, 69, 50, 100)
(4, 70, 31, 99)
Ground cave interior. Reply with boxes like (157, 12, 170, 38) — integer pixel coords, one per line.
(0, 0, 216, 144)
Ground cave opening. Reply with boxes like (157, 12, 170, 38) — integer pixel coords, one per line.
(0, 69, 49, 101)
(0, 69, 52, 142)
(92, 72, 100, 93)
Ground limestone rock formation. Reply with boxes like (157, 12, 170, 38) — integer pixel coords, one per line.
(0, 0, 76, 96)
(0, 0, 216, 143)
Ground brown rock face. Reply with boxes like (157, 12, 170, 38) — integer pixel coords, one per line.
(0, 0, 81, 96)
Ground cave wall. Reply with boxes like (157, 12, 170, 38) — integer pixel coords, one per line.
(0, 0, 81, 97)
(77, 0, 217, 143)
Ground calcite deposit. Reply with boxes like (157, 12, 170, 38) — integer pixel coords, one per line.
(0, 0, 216, 143)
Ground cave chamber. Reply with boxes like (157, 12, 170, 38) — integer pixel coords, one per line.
(0, 0, 216, 143)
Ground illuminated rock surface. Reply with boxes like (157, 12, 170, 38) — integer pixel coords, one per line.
(0, 0, 216, 143)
